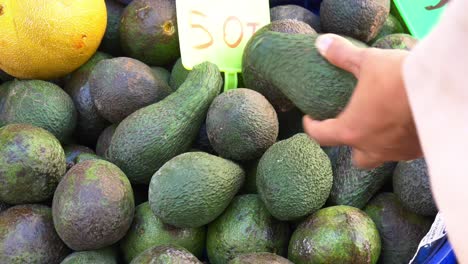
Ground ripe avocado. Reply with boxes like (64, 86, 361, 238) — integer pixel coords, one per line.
(328, 146, 397, 208)
(0, 80, 77, 142)
(207, 194, 290, 264)
(229, 253, 292, 264)
(89, 57, 171, 123)
(0, 205, 70, 264)
(243, 20, 316, 112)
(151, 67, 171, 86)
(130, 245, 202, 264)
(52, 160, 135, 250)
(288, 205, 381, 264)
(372, 33, 418, 50)
(64, 52, 112, 146)
(393, 159, 438, 216)
(63, 144, 95, 170)
(257, 134, 333, 221)
(60, 246, 119, 264)
(120, 0, 180, 66)
(96, 124, 118, 157)
(170, 58, 190, 90)
(270, 5, 321, 32)
(243, 31, 357, 120)
(321, 0, 391, 42)
(120, 202, 206, 262)
(101, 0, 124, 56)
(370, 14, 405, 44)
(206, 89, 279, 161)
(106, 62, 223, 184)
(364, 193, 432, 264)
(0, 124, 66, 204)
(149, 152, 245, 228)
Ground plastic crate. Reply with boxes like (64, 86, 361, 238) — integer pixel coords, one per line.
(270, 0, 456, 263)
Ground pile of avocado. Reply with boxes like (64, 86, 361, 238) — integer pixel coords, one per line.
(0, 0, 435, 263)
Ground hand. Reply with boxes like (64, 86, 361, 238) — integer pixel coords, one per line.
(303, 34, 423, 168)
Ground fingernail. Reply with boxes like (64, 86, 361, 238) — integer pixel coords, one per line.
(315, 35, 334, 56)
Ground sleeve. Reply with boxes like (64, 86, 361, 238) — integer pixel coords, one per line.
(403, 0, 468, 261)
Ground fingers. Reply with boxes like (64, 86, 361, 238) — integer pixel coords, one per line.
(352, 149, 384, 169)
(315, 34, 365, 77)
(303, 116, 346, 146)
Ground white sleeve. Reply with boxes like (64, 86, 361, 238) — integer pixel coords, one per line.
(403, 0, 468, 261)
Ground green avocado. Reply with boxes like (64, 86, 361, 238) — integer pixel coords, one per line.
(130, 245, 202, 264)
(96, 124, 118, 157)
(0, 205, 70, 264)
(60, 246, 119, 264)
(372, 33, 418, 50)
(370, 14, 405, 44)
(151, 67, 171, 86)
(0, 124, 66, 204)
(169, 58, 190, 91)
(100, 0, 124, 56)
(229, 253, 293, 264)
(63, 144, 95, 170)
(270, 5, 321, 32)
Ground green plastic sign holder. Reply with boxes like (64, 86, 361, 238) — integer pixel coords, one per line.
(393, 0, 448, 39)
(176, 0, 271, 91)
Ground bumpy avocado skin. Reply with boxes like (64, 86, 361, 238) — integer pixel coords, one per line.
(130, 245, 202, 264)
(96, 124, 118, 157)
(229, 252, 293, 264)
(101, 0, 124, 56)
(257, 134, 333, 221)
(288, 205, 381, 264)
(207, 195, 291, 264)
(0, 124, 66, 204)
(120, 202, 206, 263)
(0, 205, 70, 264)
(364, 193, 432, 264)
(270, 5, 321, 32)
(60, 246, 119, 264)
(52, 160, 135, 251)
(372, 33, 418, 50)
(170, 58, 190, 91)
(371, 14, 405, 43)
(63, 144, 95, 170)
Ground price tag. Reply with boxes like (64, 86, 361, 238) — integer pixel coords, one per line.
(176, 0, 271, 90)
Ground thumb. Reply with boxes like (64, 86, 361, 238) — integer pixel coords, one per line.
(303, 116, 345, 146)
(315, 34, 365, 77)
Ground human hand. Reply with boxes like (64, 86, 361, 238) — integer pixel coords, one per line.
(303, 34, 423, 168)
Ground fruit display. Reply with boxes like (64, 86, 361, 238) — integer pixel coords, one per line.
(0, 0, 436, 263)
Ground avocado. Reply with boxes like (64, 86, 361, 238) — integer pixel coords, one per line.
(240, 160, 259, 194)
(243, 20, 316, 113)
(289, 205, 381, 264)
(328, 146, 397, 208)
(192, 122, 216, 154)
(117, 0, 132, 4)
(321, 0, 391, 42)
(0, 80, 77, 142)
(277, 107, 304, 140)
(0, 124, 66, 204)
(207, 194, 290, 264)
(107, 62, 223, 184)
(0, 205, 70, 264)
(89, 57, 171, 123)
(372, 33, 418, 50)
(63, 144, 95, 170)
(364, 193, 432, 264)
(170, 58, 190, 90)
(270, 5, 321, 32)
(120, 0, 180, 66)
(130, 245, 202, 264)
(206, 89, 279, 161)
(121, 202, 205, 262)
(149, 152, 245, 228)
(100, 0, 124, 56)
(393, 159, 438, 216)
(243, 30, 357, 120)
(52, 159, 135, 250)
(60, 247, 119, 264)
(151, 67, 171, 86)
(74, 153, 104, 164)
(370, 14, 405, 44)
(64, 52, 112, 147)
(96, 124, 118, 157)
(257, 134, 333, 221)
(229, 253, 293, 264)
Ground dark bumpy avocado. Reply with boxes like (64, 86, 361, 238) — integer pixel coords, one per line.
(229, 253, 293, 264)
(64, 52, 112, 147)
(365, 193, 432, 264)
(0, 205, 70, 264)
(120, 202, 206, 262)
(60, 246, 119, 264)
(170, 58, 190, 90)
(149, 152, 245, 228)
(106, 62, 223, 184)
(321, 0, 391, 42)
(371, 14, 405, 43)
(120, 0, 180, 66)
(257, 134, 333, 221)
(96, 124, 118, 157)
(89, 57, 171, 123)
(243, 31, 357, 120)
(0, 124, 66, 204)
(63, 144, 95, 170)
(130, 245, 202, 264)
(372, 33, 418, 50)
(100, 0, 124, 56)
(192, 123, 216, 154)
(206, 89, 279, 161)
(243, 20, 316, 113)
(270, 5, 321, 32)
(328, 146, 397, 208)
(52, 160, 135, 250)
(207, 194, 290, 264)
(289, 205, 381, 264)
(0, 80, 77, 142)
(393, 159, 438, 216)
